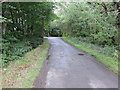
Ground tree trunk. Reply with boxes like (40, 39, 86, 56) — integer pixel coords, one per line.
(42, 18, 44, 41)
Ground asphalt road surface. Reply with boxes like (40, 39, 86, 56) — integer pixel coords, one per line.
(34, 37, 118, 88)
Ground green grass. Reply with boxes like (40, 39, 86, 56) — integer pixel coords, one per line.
(2, 39, 50, 88)
(62, 37, 118, 75)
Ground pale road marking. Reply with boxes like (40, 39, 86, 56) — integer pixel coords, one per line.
(45, 68, 68, 88)
(89, 79, 107, 88)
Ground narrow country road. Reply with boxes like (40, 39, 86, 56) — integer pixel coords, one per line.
(34, 37, 118, 88)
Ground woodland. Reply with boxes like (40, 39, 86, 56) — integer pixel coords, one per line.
(1, 2, 119, 66)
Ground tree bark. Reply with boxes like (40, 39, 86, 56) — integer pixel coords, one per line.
(42, 18, 44, 41)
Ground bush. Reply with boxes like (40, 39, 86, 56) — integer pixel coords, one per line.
(28, 36, 43, 48)
(1, 36, 43, 67)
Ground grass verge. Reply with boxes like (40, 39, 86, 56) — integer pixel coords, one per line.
(2, 39, 50, 88)
(62, 37, 118, 75)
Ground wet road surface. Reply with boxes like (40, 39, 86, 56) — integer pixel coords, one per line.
(34, 37, 118, 88)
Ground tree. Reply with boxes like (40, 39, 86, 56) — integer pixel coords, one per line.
(55, 2, 118, 46)
(1, 2, 55, 65)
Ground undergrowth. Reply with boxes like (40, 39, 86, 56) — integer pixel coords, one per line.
(1, 36, 43, 67)
(2, 39, 49, 88)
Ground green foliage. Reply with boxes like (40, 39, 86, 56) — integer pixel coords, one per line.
(2, 36, 45, 67)
(28, 36, 43, 48)
(2, 38, 31, 66)
(2, 2, 54, 38)
(2, 2, 55, 66)
(45, 26, 62, 37)
(55, 2, 119, 46)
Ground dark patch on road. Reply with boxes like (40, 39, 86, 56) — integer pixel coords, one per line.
(46, 54, 51, 61)
(91, 55, 96, 58)
(78, 53, 85, 55)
